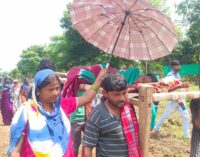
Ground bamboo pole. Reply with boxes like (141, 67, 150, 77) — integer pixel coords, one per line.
(153, 91, 200, 101)
(138, 85, 153, 157)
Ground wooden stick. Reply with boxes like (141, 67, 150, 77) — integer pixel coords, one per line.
(138, 85, 153, 157)
(127, 93, 139, 106)
(153, 91, 200, 101)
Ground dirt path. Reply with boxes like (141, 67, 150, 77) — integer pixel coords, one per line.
(0, 114, 9, 157)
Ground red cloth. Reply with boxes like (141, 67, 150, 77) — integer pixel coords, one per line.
(62, 64, 117, 98)
(62, 64, 103, 98)
(121, 102, 142, 157)
(61, 97, 77, 116)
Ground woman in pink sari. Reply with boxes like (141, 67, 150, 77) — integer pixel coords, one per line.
(0, 76, 14, 125)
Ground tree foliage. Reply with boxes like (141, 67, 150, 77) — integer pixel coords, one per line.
(177, 0, 200, 63)
(17, 45, 45, 78)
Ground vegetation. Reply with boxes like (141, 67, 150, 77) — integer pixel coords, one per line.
(0, 0, 199, 81)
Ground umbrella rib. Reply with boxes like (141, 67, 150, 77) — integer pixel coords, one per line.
(107, 0, 124, 11)
(127, 16, 131, 60)
(86, 13, 124, 41)
(130, 8, 166, 15)
(103, 8, 122, 15)
(130, 11, 177, 37)
(108, 12, 129, 63)
(131, 17, 152, 60)
(99, 5, 124, 24)
(122, 0, 129, 10)
(127, 0, 138, 11)
(132, 15, 172, 53)
(99, 4, 123, 15)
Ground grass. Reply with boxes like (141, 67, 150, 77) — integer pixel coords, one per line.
(189, 83, 199, 91)
(149, 85, 199, 156)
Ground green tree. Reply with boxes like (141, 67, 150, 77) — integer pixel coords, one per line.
(148, 0, 169, 13)
(17, 46, 45, 78)
(9, 68, 21, 80)
(46, 35, 68, 71)
(177, 0, 200, 63)
(60, 10, 105, 69)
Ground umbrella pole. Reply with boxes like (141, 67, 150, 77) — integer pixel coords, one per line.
(145, 61, 148, 73)
(108, 11, 130, 65)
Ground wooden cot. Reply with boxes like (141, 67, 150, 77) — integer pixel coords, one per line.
(130, 85, 200, 157)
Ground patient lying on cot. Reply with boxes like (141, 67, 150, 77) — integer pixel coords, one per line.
(128, 75, 190, 110)
(129, 75, 190, 93)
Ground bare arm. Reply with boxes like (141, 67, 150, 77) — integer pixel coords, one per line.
(10, 135, 25, 157)
(168, 82, 190, 92)
(56, 72, 68, 78)
(168, 84, 181, 92)
(77, 69, 107, 108)
(79, 84, 103, 93)
(84, 147, 93, 157)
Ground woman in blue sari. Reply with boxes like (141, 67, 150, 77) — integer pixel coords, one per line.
(8, 68, 106, 157)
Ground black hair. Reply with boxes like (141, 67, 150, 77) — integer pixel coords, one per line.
(146, 74, 158, 82)
(28, 86, 33, 99)
(190, 98, 200, 128)
(37, 74, 60, 90)
(171, 60, 180, 66)
(38, 58, 56, 71)
(101, 73, 127, 92)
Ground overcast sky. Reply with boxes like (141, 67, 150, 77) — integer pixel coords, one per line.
(0, 0, 183, 72)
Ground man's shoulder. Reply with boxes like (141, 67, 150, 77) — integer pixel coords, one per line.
(88, 102, 108, 122)
(167, 71, 173, 75)
(92, 102, 106, 111)
(166, 71, 180, 79)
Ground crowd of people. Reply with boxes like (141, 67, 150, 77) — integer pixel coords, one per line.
(0, 58, 199, 157)
(0, 76, 30, 126)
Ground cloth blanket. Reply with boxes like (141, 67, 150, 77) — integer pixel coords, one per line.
(62, 64, 117, 97)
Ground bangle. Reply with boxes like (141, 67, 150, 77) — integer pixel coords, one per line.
(91, 84, 99, 92)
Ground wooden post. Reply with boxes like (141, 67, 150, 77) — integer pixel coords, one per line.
(139, 84, 154, 157)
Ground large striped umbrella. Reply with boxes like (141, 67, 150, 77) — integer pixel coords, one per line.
(70, 0, 179, 62)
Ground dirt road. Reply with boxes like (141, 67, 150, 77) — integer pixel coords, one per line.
(0, 114, 9, 157)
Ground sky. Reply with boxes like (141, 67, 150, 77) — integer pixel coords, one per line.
(0, 0, 183, 72)
(0, 0, 71, 72)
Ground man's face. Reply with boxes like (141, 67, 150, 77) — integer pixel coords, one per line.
(104, 89, 128, 108)
(173, 65, 180, 72)
(135, 75, 153, 83)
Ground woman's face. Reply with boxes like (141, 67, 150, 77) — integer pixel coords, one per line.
(37, 78, 60, 105)
(5, 78, 11, 84)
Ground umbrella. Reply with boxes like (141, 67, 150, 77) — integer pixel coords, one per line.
(70, 0, 179, 62)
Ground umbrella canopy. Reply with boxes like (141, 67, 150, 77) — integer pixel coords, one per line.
(70, 0, 179, 61)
